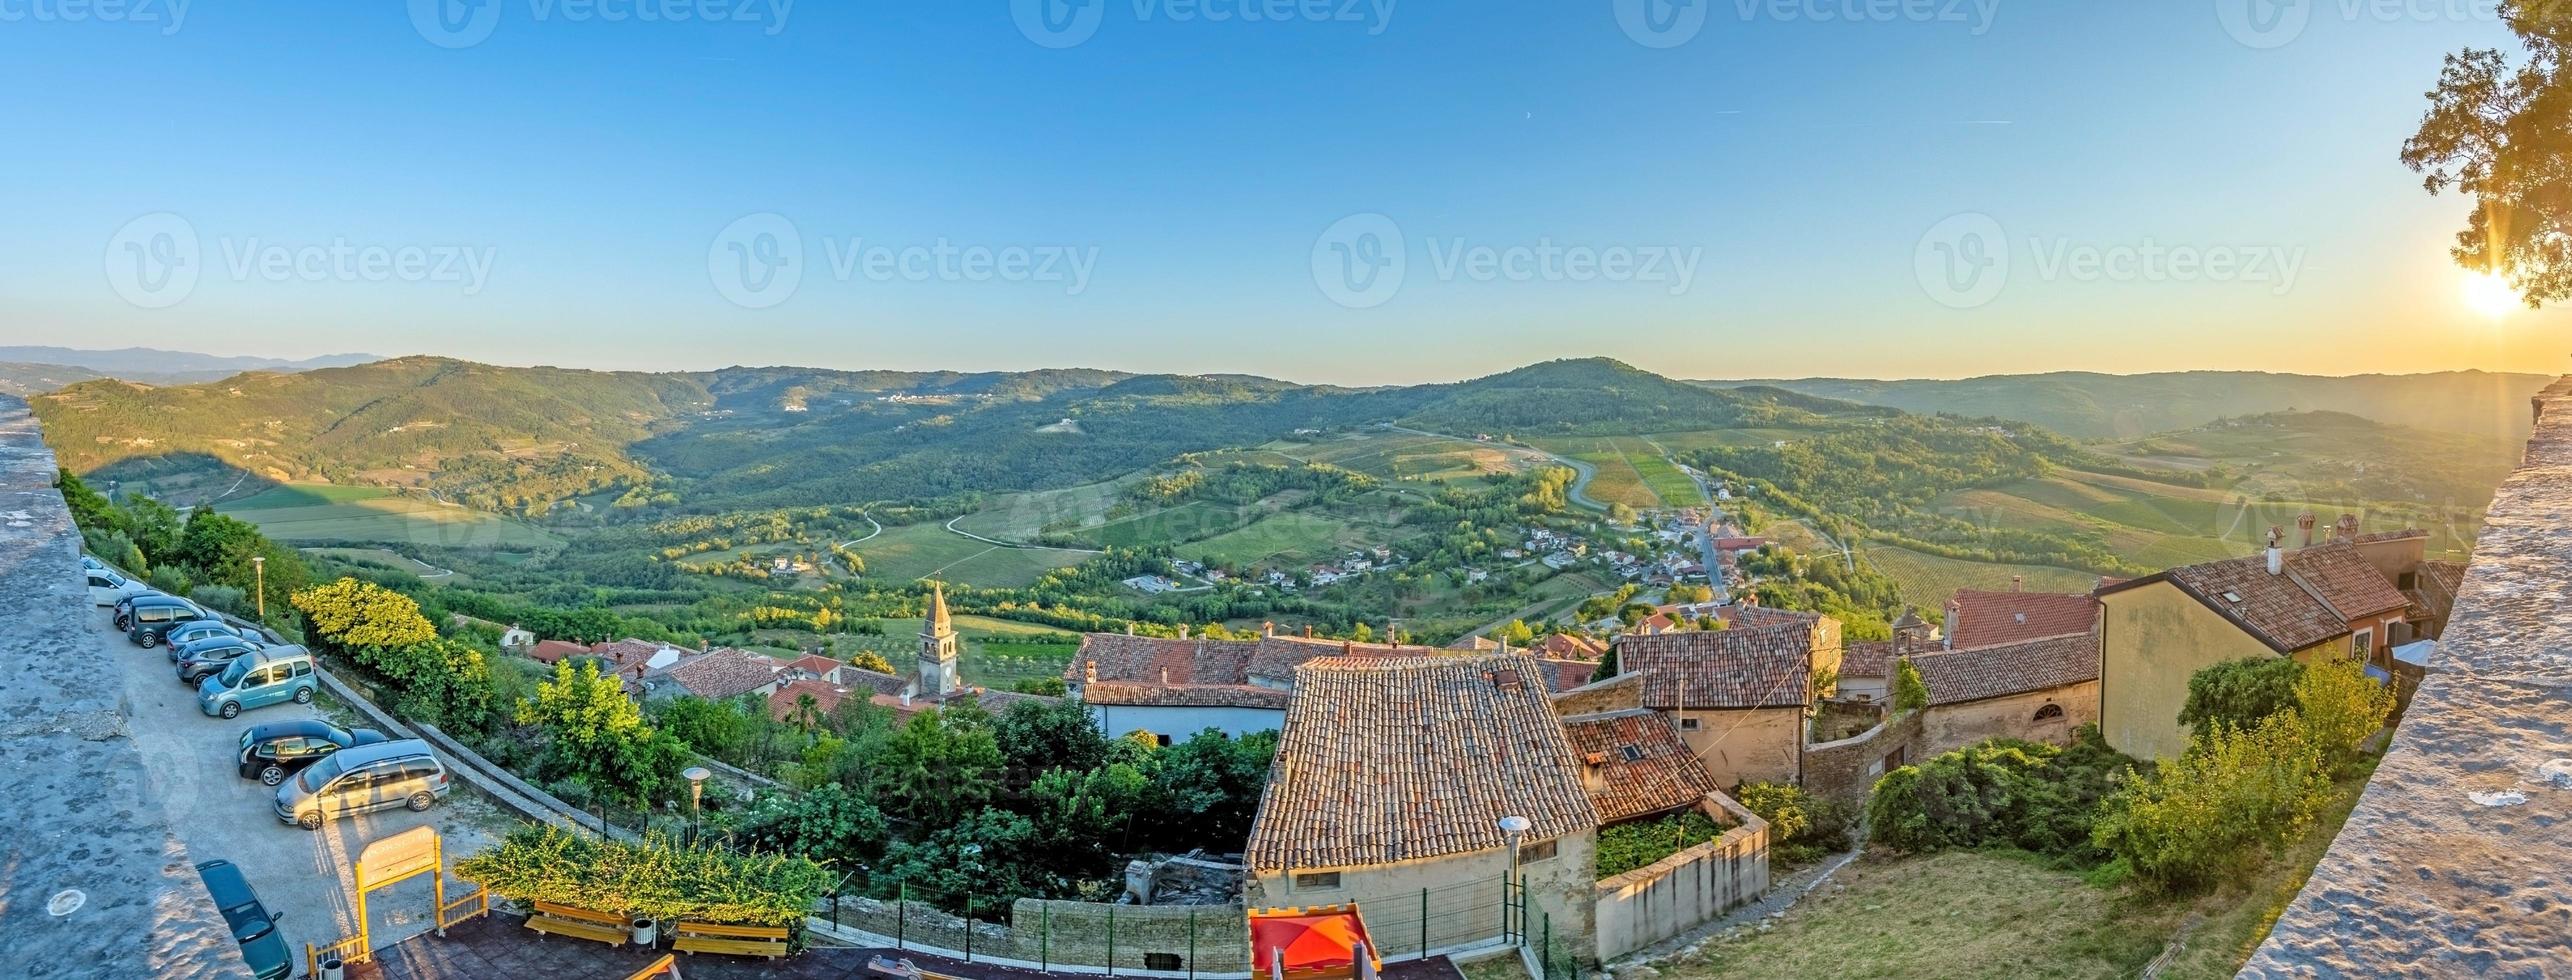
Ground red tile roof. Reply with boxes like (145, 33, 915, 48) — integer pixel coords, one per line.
(1944, 590, 2100, 650)
(1613, 612, 1831, 710)
(1071, 632, 1442, 708)
(767, 679, 852, 722)
(1246, 656, 1599, 873)
(785, 654, 846, 679)
(528, 639, 589, 664)
(2107, 540, 2408, 653)
(662, 649, 782, 701)
(1905, 632, 2099, 706)
(1561, 708, 1720, 823)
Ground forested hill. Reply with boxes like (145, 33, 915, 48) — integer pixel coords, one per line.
(32, 356, 1859, 514)
(1706, 370, 2556, 442)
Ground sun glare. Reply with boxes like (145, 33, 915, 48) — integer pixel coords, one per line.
(2464, 270, 2520, 318)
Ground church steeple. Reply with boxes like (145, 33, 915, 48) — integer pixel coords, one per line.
(919, 582, 961, 698)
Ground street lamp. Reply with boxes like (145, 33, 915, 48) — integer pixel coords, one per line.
(1498, 814, 1532, 943)
(250, 555, 264, 619)
(683, 766, 711, 843)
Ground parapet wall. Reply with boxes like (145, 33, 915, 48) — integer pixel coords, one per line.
(2243, 376, 2572, 976)
(0, 396, 252, 978)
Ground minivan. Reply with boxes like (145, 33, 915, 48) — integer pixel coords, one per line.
(194, 859, 291, 980)
(86, 568, 148, 606)
(238, 720, 385, 786)
(123, 596, 209, 646)
(274, 738, 449, 830)
(177, 637, 268, 685)
(197, 646, 317, 719)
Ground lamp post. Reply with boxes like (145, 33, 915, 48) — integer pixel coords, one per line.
(250, 555, 264, 619)
(1498, 814, 1531, 945)
(684, 766, 711, 844)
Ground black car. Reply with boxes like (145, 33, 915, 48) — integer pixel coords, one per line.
(110, 590, 171, 630)
(194, 859, 290, 980)
(237, 720, 387, 787)
(120, 594, 208, 646)
(178, 638, 266, 685)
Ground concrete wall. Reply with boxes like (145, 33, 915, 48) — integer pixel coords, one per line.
(1591, 795, 1770, 962)
(1801, 707, 1925, 807)
(1090, 703, 1284, 741)
(1011, 899, 1250, 974)
(1551, 674, 1644, 716)
(2099, 581, 2297, 761)
(1246, 829, 1598, 959)
(1919, 681, 2099, 758)
(1674, 706, 1804, 787)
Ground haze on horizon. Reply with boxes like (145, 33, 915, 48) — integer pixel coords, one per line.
(3, 4, 2565, 386)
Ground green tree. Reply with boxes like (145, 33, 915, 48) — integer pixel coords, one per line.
(357, 637, 499, 732)
(55, 468, 116, 535)
(2403, 3, 2572, 306)
(1892, 657, 1929, 712)
(2092, 714, 2333, 894)
(1497, 619, 1536, 646)
(990, 696, 1110, 780)
(2294, 657, 2396, 777)
(872, 708, 1004, 827)
(739, 784, 887, 869)
(876, 807, 1049, 911)
(519, 660, 687, 803)
(1025, 762, 1151, 878)
(2177, 657, 2305, 738)
(292, 578, 437, 652)
(653, 696, 756, 765)
(848, 650, 897, 674)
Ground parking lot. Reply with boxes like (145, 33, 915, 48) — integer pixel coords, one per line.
(96, 605, 512, 966)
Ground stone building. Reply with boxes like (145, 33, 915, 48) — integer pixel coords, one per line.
(1602, 605, 1842, 786)
(2097, 529, 2415, 760)
(1904, 632, 2100, 756)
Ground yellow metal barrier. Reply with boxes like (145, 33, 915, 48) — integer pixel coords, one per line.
(305, 934, 370, 976)
(622, 953, 680, 979)
(439, 884, 491, 932)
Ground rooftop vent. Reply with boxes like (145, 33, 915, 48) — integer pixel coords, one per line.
(1618, 745, 1644, 762)
(2222, 590, 2245, 604)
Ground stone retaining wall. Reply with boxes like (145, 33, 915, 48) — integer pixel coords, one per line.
(1800, 707, 1923, 807)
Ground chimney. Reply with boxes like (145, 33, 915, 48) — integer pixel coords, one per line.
(1944, 598, 1960, 650)
(1178, 624, 1190, 639)
(1303, 624, 1315, 638)
(2336, 514, 2360, 542)
(2297, 512, 2317, 548)
(1343, 639, 1354, 654)
(1160, 666, 1169, 685)
(2267, 525, 2285, 575)
(2010, 574, 2022, 593)
(1084, 660, 1098, 684)
(1125, 622, 1136, 635)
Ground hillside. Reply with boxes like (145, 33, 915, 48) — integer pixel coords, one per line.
(0, 346, 379, 380)
(1400, 358, 1848, 435)
(1710, 370, 2556, 442)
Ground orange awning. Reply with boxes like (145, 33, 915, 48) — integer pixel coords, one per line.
(1250, 906, 1381, 979)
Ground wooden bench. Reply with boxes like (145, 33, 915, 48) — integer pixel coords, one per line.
(524, 901, 627, 947)
(672, 920, 788, 959)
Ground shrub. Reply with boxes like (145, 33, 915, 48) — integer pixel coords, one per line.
(2091, 713, 2333, 894)
(2295, 657, 2395, 776)
(2177, 657, 2304, 738)
(739, 784, 888, 870)
(1735, 781, 1851, 866)
(188, 584, 253, 620)
(1596, 810, 1726, 879)
(1867, 727, 2138, 865)
(457, 825, 831, 929)
(1892, 658, 1929, 712)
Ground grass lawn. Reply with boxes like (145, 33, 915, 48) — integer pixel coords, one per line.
(949, 478, 1135, 541)
(1183, 510, 1391, 568)
(1860, 545, 2098, 608)
(847, 522, 1090, 587)
(1069, 499, 1261, 549)
(219, 482, 559, 549)
(1277, 432, 1541, 483)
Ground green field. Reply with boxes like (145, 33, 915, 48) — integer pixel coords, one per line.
(304, 547, 466, 583)
(1262, 431, 1543, 483)
(819, 616, 1080, 689)
(220, 483, 560, 548)
(1531, 436, 1695, 510)
(1860, 545, 2099, 609)
(1183, 510, 1394, 568)
(1069, 499, 1266, 549)
(846, 522, 1092, 587)
(948, 478, 1135, 541)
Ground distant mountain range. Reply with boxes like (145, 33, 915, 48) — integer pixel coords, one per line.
(0, 347, 384, 395)
(1704, 370, 2558, 443)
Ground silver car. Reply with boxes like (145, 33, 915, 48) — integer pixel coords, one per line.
(274, 739, 449, 831)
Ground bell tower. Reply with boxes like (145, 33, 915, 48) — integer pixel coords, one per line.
(919, 582, 962, 698)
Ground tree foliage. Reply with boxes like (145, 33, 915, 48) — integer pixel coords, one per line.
(1892, 657, 1930, 712)
(519, 660, 689, 804)
(2091, 714, 2333, 894)
(1866, 728, 2139, 865)
(2294, 657, 2397, 778)
(2177, 657, 2305, 739)
(2403, 3, 2572, 306)
(457, 825, 831, 928)
(292, 577, 437, 652)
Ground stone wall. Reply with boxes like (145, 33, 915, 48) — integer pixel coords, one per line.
(1800, 706, 1925, 807)
(1549, 672, 1643, 716)
(1918, 681, 2097, 758)
(1014, 899, 1250, 974)
(2244, 376, 2572, 976)
(1591, 793, 1770, 962)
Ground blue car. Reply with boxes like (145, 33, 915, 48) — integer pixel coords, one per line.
(194, 859, 290, 980)
(197, 647, 318, 720)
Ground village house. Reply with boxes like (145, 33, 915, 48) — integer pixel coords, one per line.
(653, 647, 787, 702)
(1588, 604, 1843, 786)
(1904, 632, 2101, 755)
(2096, 517, 2433, 760)
(1942, 583, 2100, 650)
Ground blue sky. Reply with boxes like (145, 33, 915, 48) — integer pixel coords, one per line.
(0, 1, 2559, 384)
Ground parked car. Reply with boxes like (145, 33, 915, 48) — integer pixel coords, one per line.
(81, 554, 105, 572)
(86, 567, 148, 606)
(237, 720, 386, 786)
(111, 590, 165, 629)
(274, 738, 449, 830)
(165, 619, 259, 651)
(196, 646, 317, 720)
(125, 595, 211, 647)
(177, 637, 268, 685)
(193, 859, 291, 980)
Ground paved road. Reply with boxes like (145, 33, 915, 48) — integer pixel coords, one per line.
(100, 605, 508, 966)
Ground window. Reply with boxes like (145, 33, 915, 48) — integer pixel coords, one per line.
(1145, 954, 1183, 971)
(1678, 717, 1701, 731)
(2353, 628, 2374, 662)
(1617, 745, 1644, 762)
(2033, 703, 2065, 722)
(2398, 571, 2418, 590)
(1153, 733, 1173, 748)
(1518, 839, 1557, 864)
(1293, 872, 1340, 889)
